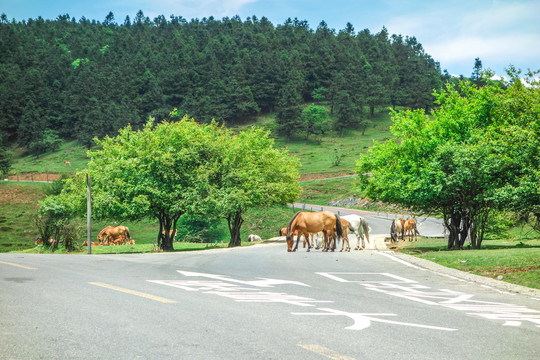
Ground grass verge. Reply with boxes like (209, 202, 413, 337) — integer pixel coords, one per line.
(391, 237, 540, 290)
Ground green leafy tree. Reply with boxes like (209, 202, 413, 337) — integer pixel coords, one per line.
(356, 73, 539, 249)
(333, 90, 359, 136)
(0, 145, 13, 177)
(28, 129, 62, 157)
(191, 126, 300, 247)
(58, 116, 226, 251)
(56, 114, 300, 249)
(275, 80, 303, 140)
(302, 104, 330, 143)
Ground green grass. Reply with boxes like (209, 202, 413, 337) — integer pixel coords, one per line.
(396, 237, 540, 290)
(298, 177, 360, 204)
(0, 182, 47, 252)
(9, 141, 89, 176)
(0, 180, 296, 253)
(274, 112, 393, 175)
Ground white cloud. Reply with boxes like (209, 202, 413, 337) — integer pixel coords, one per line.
(383, 1, 540, 75)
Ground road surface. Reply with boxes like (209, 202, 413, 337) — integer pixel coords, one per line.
(1, 244, 539, 360)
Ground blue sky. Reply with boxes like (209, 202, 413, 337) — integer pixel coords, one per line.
(2, 0, 539, 77)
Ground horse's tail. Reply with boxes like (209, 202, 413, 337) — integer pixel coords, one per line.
(334, 214, 343, 250)
(287, 211, 302, 237)
(361, 218, 370, 243)
(126, 228, 131, 240)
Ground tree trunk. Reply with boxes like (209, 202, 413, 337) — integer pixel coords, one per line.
(444, 208, 462, 250)
(227, 211, 244, 248)
(158, 213, 181, 251)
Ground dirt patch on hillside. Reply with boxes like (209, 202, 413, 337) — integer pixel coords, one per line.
(0, 184, 47, 205)
(298, 171, 354, 181)
(6, 172, 61, 182)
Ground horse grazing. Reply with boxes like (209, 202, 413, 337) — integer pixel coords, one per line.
(341, 214, 371, 250)
(64, 161, 71, 166)
(280, 227, 313, 248)
(404, 218, 419, 241)
(323, 218, 354, 251)
(286, 211, 343, 252)
(97, 225, 131, 245)
(248, 234, 262, 242)
(390, 218, 405, 242)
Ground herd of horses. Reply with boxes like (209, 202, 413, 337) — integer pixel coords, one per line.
(281, 211, 370, 252)
(81, 213, 418, 250)
(280, 211, 419, 252)
(390, 217, 419, 243)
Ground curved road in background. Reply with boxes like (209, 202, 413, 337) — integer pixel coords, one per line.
(290, 202, 445, 238)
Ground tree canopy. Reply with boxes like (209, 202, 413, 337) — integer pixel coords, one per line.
(356, 69, 540, 249)
(1, 12, 444, 152)
(54, 114, 300, 249)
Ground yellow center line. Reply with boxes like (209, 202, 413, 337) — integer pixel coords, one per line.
(298, 344, 357, 360)
(89, 282, 177, 303)
(0, 260, 37, 270)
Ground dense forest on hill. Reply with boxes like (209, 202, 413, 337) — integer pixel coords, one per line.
(0, 10, 444, 152)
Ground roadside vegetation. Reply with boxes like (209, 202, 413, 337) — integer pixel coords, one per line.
(392, 237, 540, 290)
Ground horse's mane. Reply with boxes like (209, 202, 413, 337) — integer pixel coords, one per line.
(286, 211, 303, 236)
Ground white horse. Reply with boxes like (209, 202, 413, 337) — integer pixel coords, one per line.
(248, 234, 262, 242)
(341, 214, 371, 250)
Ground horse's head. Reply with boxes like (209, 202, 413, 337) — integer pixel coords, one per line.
(286, 234, 294, 252)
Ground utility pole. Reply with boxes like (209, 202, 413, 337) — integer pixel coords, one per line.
(87, 174, 92, 254)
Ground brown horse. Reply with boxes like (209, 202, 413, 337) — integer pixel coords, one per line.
(321, 218, 355, 252)
(404, 218, 419, 241)
(97, 226, 131, 245)
(280, 227, 314, 248)
(286, 211, 343, 252)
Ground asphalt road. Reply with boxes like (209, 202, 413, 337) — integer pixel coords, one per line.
(1, 244, 539, 360)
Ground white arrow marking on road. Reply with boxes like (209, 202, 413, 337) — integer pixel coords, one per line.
(177, 270, 310, 288)
(292, 308, 458, 331)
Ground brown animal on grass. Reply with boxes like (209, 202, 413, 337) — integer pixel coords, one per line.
(97, 225, 131, 245)
(82, 240, 101, 246)
(403, 218, 419, 241)
(64, 161, 71, 166)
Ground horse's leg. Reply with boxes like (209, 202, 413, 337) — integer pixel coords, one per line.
(305, 232, 311, 252)
(292, 234, 300, 252)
